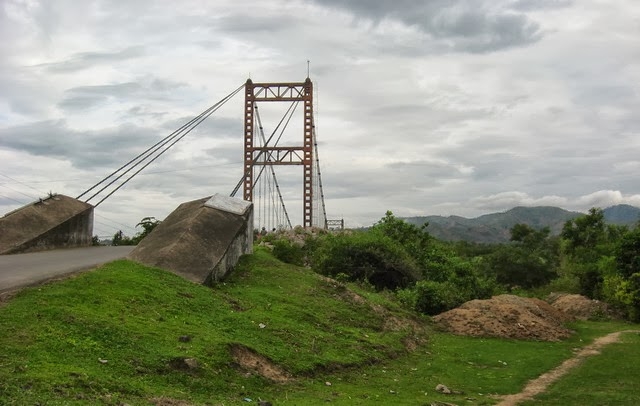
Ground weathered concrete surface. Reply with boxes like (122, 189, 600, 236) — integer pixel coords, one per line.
(128, 194, 253, 285)
(0, 246, 134, 293)
(0, 195, 94, 255)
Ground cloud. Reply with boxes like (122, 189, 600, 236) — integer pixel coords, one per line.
(0, 120, 160, 169)
(216, 14, 300, 33)
(1, 0, 639, 232)
(58, 77, 188, 111)
(311, 0, 543, 53)
(511, 0, 573, 11)
(34, 47, 145, 73)
(470, 191, 568, 211)
(468, 190, 640, 215)
(575, 191, 640, 210)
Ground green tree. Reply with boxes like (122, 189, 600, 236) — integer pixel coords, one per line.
(561, 208, 606, 257)
(604, 227, 640, 320)
(559, 208, 629, 299)
(616, 227, 640, 278)
(372, 211, 432, 253)
(112, 230, 123, 246)
(132, 216, 161, 244)
(310, 211, 497, 314)
(112, 230, 134, 246)
(484, 224, 559, 289)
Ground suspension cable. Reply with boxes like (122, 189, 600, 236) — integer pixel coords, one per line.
(80, 85, 241, 201)
(251, 105, 294, 228)
(230, 99, 300, 198)
(251, 101, 299, 188)
(313, 126, 328, 228)
(79, 83, 244, 206)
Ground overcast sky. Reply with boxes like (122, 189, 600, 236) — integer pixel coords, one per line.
(1, 0, 639, 237)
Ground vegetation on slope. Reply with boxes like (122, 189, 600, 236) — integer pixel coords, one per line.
(0, 240, 638, 404)
(267, 209, 640, 321)
(0, 250, 424, 405)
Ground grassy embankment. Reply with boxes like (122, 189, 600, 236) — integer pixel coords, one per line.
(0, 247, 638, 405)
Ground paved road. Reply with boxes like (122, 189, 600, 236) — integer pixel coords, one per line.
(0, 246, 135, 293)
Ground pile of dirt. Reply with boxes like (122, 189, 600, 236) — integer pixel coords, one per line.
(433, 295, 575, 341)
(547, 293, 612, 320)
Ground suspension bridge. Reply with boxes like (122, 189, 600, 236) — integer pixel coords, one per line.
(1, 76, 342, 285)
(76, 77, 341, 231)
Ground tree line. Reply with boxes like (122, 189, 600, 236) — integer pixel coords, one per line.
(267, 209, 640, 321)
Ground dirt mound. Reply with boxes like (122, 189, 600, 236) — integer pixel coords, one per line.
(230, 344, 292, 383)
(547, 293, 612, 320)
(433, 295, 575, 341)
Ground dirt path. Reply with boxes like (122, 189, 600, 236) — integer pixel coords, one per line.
(495, 330, 640, 406)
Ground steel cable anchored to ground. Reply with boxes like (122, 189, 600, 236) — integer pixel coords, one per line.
(77, 83, 245, 207)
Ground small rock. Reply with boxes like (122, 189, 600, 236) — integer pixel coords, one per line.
(325, 381, 332, 386)
(435, 384, 452, 394)
(258, 323, 266, 329)
(184, 358, 198, 369)
(169, 357, 199, 370)
(98, 358, 108, 364)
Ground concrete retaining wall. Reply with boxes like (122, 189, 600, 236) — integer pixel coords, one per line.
(0, 195, 94, 255)
(128, 194, 253, 285)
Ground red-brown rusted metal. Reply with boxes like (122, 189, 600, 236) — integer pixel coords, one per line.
(243, 78, 315, 228)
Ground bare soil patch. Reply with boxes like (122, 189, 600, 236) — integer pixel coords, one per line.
(230, 344, 292, 383)
(433, 295, 575, 341)
(547, 293, 613, 320)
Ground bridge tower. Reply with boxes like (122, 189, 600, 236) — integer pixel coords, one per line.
(242, 78, 315, 228)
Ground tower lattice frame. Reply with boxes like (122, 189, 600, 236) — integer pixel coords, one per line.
(243, 78, 315, 228)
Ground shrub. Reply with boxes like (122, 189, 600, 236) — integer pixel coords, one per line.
(412, 280, 463, 315)
(272, 238, 305, 266)
(310, 231, 421, 290)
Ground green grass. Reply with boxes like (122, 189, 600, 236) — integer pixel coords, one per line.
(521, 329, 640, 405)
(0, 247, 638, 405)
(260, 322, 636, 405)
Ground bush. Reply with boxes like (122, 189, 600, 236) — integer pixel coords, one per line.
(412, 280, 463, 315)
(310, 231, 421, 290)
(272, 238, 305, 266)
(399, 267, 497, 316)
(616, 227, 640, 278)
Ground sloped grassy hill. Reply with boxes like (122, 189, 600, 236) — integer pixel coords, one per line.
(4, 248, 637, 405)
(0, 248, 425, 405)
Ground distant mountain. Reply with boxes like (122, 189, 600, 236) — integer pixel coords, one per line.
(403, 205, 640, 244)
(603, 204, 640, 225)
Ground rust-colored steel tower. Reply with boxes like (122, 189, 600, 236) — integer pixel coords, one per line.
(243, 78, 315, 228)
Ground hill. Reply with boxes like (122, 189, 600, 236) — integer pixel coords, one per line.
(603, 204, 640, 225)
(1, 248, 638, 404)
(0, 251, 428, 405)
(404, 204, 640, 243)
